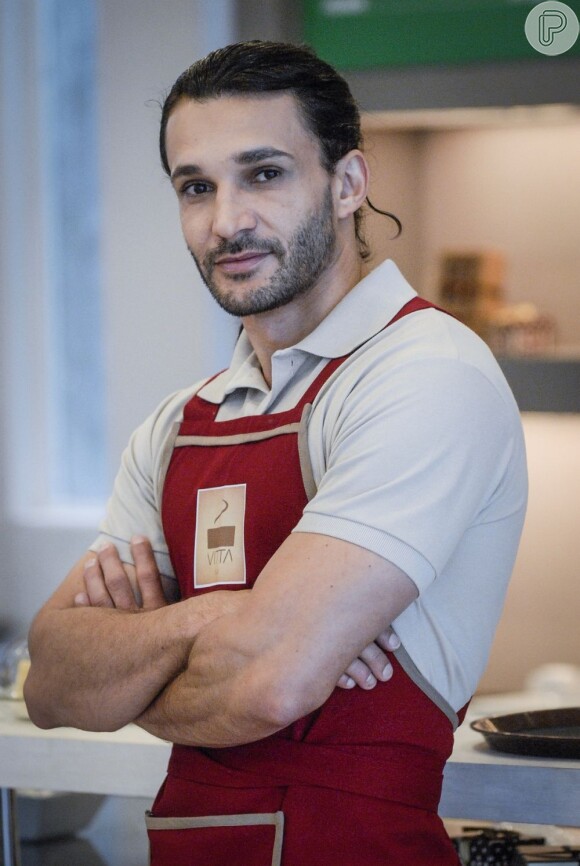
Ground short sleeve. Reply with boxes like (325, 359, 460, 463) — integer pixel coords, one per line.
(295, 357, 525, 594)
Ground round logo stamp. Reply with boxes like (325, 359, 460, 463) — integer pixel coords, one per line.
(525, 1, 580, 55)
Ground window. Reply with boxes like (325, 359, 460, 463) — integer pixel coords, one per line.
(1, 0, 106, 518)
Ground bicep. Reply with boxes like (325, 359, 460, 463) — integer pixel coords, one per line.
(237, 532, 417, 709)
(302, 359, 519, 590)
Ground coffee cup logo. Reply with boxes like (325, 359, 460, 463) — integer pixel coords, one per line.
(207, 499, 236, 551)
(194, 485, 246, 587)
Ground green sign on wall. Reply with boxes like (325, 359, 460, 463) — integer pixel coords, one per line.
(303, 0, 580, 70)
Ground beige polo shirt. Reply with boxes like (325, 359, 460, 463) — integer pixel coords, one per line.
(92, 259, 527, 710)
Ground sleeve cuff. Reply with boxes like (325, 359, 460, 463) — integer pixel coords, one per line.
(89, 533, 176, 580)
(292, 512, 435, 594)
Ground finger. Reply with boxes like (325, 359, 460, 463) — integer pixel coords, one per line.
(358, 641, 394, 683)
(131, 536, 167, 610)
(336, 673, 356, 690)
(83, 557, 115, 608)
(341, 658, 378, 690)
(73, 591, 91, 607)
(374, 627, 401, 652)
(97, 545, 139, 610)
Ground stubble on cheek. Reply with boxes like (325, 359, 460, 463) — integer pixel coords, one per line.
(188, 235, 286, 307)
(187, 184, 336, 317)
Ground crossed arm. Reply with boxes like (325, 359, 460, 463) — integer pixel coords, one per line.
(25, 534, 416, 747)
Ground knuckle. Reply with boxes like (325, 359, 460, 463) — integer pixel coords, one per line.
(345, 659, 364, 678)
(132, 537, 154, 559)
(97, 544, 117, 563)
(137, 567, 158, 584)
(92, 594, 113, 608)
(84, 570, 104, 591)
(362, 644, 385, 665)
(83, 564, 101, 583)
(104, 572, 128, 592)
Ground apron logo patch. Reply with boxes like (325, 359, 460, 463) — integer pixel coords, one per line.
(194, 484, 246, 587)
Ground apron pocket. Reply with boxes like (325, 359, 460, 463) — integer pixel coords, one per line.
(146, 810, 284, 866)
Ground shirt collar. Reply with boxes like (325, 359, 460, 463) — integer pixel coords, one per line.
(294, 258, 416, 359)
(200, 259, 416, 403)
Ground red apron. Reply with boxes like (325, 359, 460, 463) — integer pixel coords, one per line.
(149, 298, 464, 865)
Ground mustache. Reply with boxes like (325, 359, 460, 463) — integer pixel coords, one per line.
(203, 233, 285, 270)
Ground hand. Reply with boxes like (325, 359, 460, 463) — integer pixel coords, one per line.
(75, 538, 399, 692)
(336, 627, 400, 690)
(74, 536, 169, 611)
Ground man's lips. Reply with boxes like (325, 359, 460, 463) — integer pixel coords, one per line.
(214, 251, 271, 273)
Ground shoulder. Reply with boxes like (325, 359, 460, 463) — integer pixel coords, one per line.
(305, 306, 527, 521)
(313, 306, 520, 428)
(122, 381, 207, 477)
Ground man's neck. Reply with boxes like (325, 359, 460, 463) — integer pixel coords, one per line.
(241, 245, 367, 387)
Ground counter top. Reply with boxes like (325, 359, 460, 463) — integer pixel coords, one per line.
(2, 692, 580, 825)
(442, 692, 580, 824)
(0, 701, 170, 799)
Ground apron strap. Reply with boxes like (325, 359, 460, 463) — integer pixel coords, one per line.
(295, 296, 443, 410)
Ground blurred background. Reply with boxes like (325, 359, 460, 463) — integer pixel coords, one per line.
(2, 0, 579, 700)
(0, 1, 579, 861)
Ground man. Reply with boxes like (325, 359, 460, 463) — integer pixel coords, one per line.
(24, 41, 528, 865)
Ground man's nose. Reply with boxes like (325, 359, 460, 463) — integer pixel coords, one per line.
(211, 189, 257, 239)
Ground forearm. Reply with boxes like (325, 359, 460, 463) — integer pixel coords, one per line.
(25, 592, 240, 732)
(136, 613, 287, 747)
(25, 604, 191, 731)
(136, 623, 398, 747)
(138, 534, 415, 748)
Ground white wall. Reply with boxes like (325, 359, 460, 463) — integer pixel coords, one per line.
(419, 122, 580, 347)
(366, 119, 580, 346)
(479, 413, 580, 693)
(1, 0, 237, 634)
(364, 130, 425, 287)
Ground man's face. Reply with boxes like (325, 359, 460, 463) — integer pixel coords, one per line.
(164, 93, 339, 317)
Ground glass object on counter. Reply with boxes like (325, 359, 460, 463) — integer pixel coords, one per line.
(438, 249, 505, 340)
(485, 304, 557, 357)
(0, 637, 30, 699)
(437, 249, 557, 356)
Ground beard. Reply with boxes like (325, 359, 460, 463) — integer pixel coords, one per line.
(189, 185, 337, 317)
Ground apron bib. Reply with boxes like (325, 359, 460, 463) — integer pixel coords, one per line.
(149, 298, 464, 865)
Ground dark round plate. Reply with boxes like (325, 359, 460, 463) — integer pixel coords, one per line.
(470, 707, 580, 758)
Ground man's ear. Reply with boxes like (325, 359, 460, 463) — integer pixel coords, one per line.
(333, 150, 369, 220)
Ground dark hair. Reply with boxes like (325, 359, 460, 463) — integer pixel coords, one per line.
(159, 41, 401, 259)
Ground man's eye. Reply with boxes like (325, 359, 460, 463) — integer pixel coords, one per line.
(254, 168, 281, 183)
(182, 181, 211, 196)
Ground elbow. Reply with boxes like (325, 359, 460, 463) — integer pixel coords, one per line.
(23, 676, 60, 730)
(23, 668, 126, 733)
(25, 709, 57, 731)
(23, 667, 76, 730)
(24, 695, 125, 733)
(249, 669, 328, 732)
(259, 688, 301, 731)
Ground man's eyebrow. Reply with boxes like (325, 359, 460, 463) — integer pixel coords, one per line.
(234, 147, 294, 165)
(170, 148, 294, 183)
(171, 164, 202, 183)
